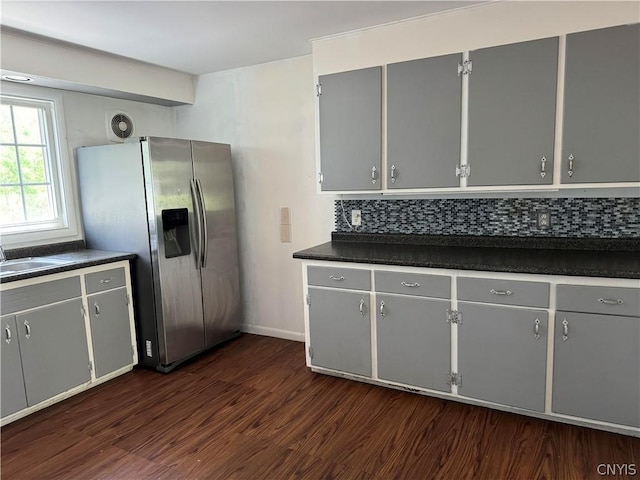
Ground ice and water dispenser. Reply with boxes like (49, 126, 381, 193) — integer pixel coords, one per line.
(161, 208, 191, 258)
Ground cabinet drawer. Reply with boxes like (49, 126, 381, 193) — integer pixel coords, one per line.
(557, 284, 640, 317)
(307, 266, 370, 291)
(1, 277, 82, 314)
(457, 277, 549, 308)
(375, 271, 450, 298)
(85, 267, 126, 294)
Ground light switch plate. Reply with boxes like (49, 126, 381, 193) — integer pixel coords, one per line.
(280, 223, 292, 243)
(280, 207, 290, 225)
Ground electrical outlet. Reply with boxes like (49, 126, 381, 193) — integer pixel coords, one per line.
(537, 211, 551, 229)
(351, 209, 362, 226)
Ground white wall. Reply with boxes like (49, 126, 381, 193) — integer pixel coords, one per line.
(313, 1, 640, 75)
(175, 55, 334, 341)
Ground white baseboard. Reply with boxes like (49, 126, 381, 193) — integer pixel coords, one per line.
(240, 324, 305, 342)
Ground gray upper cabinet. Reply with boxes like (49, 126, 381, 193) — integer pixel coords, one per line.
(553, 311, 640, 427)
(387, 54, 462, 188)
(88, 288, 133, 378)
(16, 299, 91, 407)
(318, 67, 382, 191)
(377, 294, 450, 391)
(458, 302, 548, 412)
(308, 287, 371, 377)
(562, 24, 640, 183)
(467, 37, 558, 186)
(1, 315, 27, 418)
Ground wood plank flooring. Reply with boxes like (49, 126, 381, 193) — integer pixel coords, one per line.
(2, 334, 638, 479)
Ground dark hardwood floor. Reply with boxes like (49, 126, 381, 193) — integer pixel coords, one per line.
(2, 334, 638, 479)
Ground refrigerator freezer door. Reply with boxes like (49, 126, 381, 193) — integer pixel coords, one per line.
(145, 138, 205, 365)
(192, 141, 242, 346)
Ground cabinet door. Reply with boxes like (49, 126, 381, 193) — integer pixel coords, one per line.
(387, 54, 461, 188)
(88, 288, 133, 378)
(318, 67, 382, 191)
(1, 315, 27, 417)
(562, 24, 640, 183)
(377, 294, 450, 391)
(308, 287, 371, 377)
(553, 311, 640, 427)
(468, 37, 558, 186)
(458, 302, 548, 412)
(16, 299, 90, 406)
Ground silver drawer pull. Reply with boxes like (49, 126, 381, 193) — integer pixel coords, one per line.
(562, 319, 569, 342)
(359, 298, 366, 316)
(380, 300, 385, 317)
(401, 282, 421, 288)
(329, 275, 345, 281)
(371, 166, 378, 184)
(100, 277, 114, 284)
(490, 289, 513, 296)
(5, 325, 12, 344)
(94, 303, 101, 316)
(540, 156, 547, 178)
(568, 153, 575, 177)
(24, 320, 31, 339)
(598, 298, 623, 305)
(534, 318, 540, 340)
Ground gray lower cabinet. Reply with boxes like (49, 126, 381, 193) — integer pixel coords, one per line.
(88, 287, 132, 378)
(562, 24, 640, 183)
(308, 287, 371, 377)
(1, 315, 27, 417)
(318, 67, 382, 191)
(553, 311, 640, 427)
(16, 299, 91, 407)
(376, 294, 450, 391)
(387, 53, 461, 189)
(467, 37, 558, 186)
(458, 302, 548, 412)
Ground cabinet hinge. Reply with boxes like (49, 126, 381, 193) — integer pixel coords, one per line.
(81, 305, 86, 317)
(446, 309, 462, 324)
(316, 84, 322, 96)
(126, 294, 131, 306)
(447, 372, 462, 387)
(318, 172, 324, 184)
(88, 361, 93, 372)
(308, 346, 314, 359)
(131, 345, 135, 357)
(455, 164, 470, 178)
(306, 294, 311, 306)
(457, 60, 473, 76)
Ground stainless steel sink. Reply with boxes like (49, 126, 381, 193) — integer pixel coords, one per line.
(0, 257, 71, 276)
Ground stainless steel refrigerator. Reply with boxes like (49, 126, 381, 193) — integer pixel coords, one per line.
(77, 137, 242, 372)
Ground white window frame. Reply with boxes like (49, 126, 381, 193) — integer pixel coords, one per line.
(0, 84, 81, 248)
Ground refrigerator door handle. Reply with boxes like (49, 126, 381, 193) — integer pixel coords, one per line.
(195, 178, 209, 268)
(190, 179, 203, 269)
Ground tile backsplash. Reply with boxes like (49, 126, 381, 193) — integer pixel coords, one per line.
(334, 198, 640, 238)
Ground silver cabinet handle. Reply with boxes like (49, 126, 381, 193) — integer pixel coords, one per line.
(568, 153, 574, 177)
(380, 300, 385, 318)
(562, 319, 569, 342)
(490, 289, 513, 296)
(371, 166, 378, 184)
(540, 156, 546, 178)
(99, 277, 114, 284)
(24, 320, 31, 339)
(359, 298, 366, 316)
(401, 281, 421, 288)
(329, 275, 345, 281)
(534, 318, 541, 340)
(94, 303, 101, 316)
(390, 165, 397, 184)
(5, 325, 11, 344)
(598, 298, 623, 305)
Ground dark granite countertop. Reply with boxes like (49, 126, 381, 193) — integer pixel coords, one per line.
(0, 250, 136, 283)
(293, 234, 640, 279)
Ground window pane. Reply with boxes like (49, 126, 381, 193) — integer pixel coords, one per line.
(0, 105, 14, 143)
(0, 146, 20, 184)
(18, 146, 47, 183)
(0, 186, 25, 225)
(24, 185, 53, 221)
(13, 105, 43, 144)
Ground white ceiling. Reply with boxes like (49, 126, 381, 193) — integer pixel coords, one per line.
(1, 1, 484, 75)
